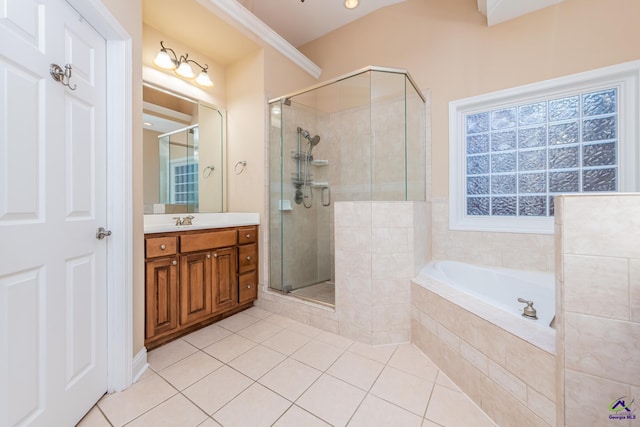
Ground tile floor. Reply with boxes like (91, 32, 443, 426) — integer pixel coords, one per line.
(289, 281, 335, 306)
(78, 307, 496, 427)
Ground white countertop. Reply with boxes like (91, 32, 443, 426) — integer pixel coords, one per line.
(144, 212, 260, 234)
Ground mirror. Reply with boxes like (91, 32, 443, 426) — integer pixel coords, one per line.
(143, 84, 226, 213)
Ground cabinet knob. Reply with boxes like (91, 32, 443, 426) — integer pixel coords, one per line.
(246, 234, 251, 239)
(172, 260, 177, 266)
(207, 254, 211, 259)
(246, 284, 252, 289)
(160, 244, 166, 250)
(213, 253, 218, 258)
(246, 256, 251, 261)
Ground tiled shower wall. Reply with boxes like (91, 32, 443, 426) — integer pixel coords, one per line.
(334, 201, 428, 345)
(431, 197, 555, 273)
(555, 194, 640, 427)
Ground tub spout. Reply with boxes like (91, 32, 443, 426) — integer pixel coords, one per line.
(549, 315, 556, 329)
(517, 298, 538, 319)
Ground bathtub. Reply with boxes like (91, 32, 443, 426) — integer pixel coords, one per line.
(413, 260, 555, 353)
(410, 260, 557, 426)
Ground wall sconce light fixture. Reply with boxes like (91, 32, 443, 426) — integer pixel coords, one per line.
(153, 41, 214, 87)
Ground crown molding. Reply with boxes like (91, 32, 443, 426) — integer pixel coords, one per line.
(198, 0, 322, 79)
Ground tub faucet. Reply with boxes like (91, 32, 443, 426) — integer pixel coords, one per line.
(517, 298, 538, 319)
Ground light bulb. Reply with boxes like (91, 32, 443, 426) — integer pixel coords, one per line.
(176, 61, 194, 78)
(154, 49, 175, 69)
(195, 70, 213, 87)
(344, 0, 359, 9)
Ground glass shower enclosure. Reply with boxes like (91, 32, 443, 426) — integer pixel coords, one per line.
(269, 66, 426, 306)
(159, 125, 199, 212)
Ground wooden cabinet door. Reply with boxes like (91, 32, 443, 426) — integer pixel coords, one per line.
(145, 257, 179, 339)
(180, 251, 213, 325)
(212, 247, 238, 313)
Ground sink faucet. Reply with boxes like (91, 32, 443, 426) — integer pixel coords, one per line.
(172, 216, 195, 226)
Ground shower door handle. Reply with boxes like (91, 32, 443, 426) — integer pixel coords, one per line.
(322, 186, 331, 207)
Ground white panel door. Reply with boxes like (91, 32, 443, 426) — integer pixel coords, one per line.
(0, 0, 107, 425)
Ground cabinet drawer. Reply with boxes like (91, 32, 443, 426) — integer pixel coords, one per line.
(238, 226, 257, 245)
(146, 237, 177, 258)
(239, 271, 258, 304)
(180, 230, 237, 253)
(238, 244, 257, 274)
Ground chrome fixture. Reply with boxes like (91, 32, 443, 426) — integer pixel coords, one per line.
(234, 160, 247, 175)
(517, 298, 538, 319)
(173, 215, 195, 226)
(293, 127, 322, 208)
(153, 41, 214, 87)
(50, 63, 77, 90)
(95, 227, 112, 240)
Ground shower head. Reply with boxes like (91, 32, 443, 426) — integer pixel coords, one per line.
(308, 134, 320, 147)
(298, 127, 321, 151)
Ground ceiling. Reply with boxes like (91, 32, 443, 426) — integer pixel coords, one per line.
(143, 0, 565, 74)
(235, 0, 408, 47)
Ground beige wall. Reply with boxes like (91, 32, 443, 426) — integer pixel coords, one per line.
(227, 50, 265, 214)
(299, 0, 640, 272)
(264, 46, 318, 101)
(300, 0, 640, 197)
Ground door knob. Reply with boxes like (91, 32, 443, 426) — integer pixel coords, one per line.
(96, 227, 112, 240)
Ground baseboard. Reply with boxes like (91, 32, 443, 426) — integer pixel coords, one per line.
(132, 347, 149, 383)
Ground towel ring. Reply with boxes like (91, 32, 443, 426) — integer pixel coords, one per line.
(202, 165, 215, 178)
(234, 160, 247, 175)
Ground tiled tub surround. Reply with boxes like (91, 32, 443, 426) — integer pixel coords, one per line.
(258, 201, 428, 346)
(411, 275, 556, 426)
(431, 198, 555, 273)
(555, 194, 640, 427)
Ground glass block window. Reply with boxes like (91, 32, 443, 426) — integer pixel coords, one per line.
(465, 88, 618, 218)
(450, 61, 639, 234)
(171, 161, 199, 205)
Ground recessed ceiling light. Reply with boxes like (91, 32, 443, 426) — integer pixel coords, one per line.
(344, 0, 359, 9)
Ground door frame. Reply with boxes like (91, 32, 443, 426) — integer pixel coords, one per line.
(66, 0, 134, 393)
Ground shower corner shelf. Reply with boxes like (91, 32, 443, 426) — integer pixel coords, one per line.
(311, 181, 329, 188)
(310, 159, 328, 166)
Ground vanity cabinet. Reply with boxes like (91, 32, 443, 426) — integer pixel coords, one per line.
(144, 226, 258, 349)
(237, 227, 258, 304)
(145, 237, 179, 339)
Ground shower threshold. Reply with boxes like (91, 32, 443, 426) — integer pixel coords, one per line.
(288, 281, 335, 307)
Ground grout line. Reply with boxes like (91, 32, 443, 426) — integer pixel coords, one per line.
(139, 311, 496, 427)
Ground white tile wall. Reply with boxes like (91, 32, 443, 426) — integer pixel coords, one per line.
(556, 194, 640, 427)
(431, 198, 554, 273)
(334, 201, 427, 345)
